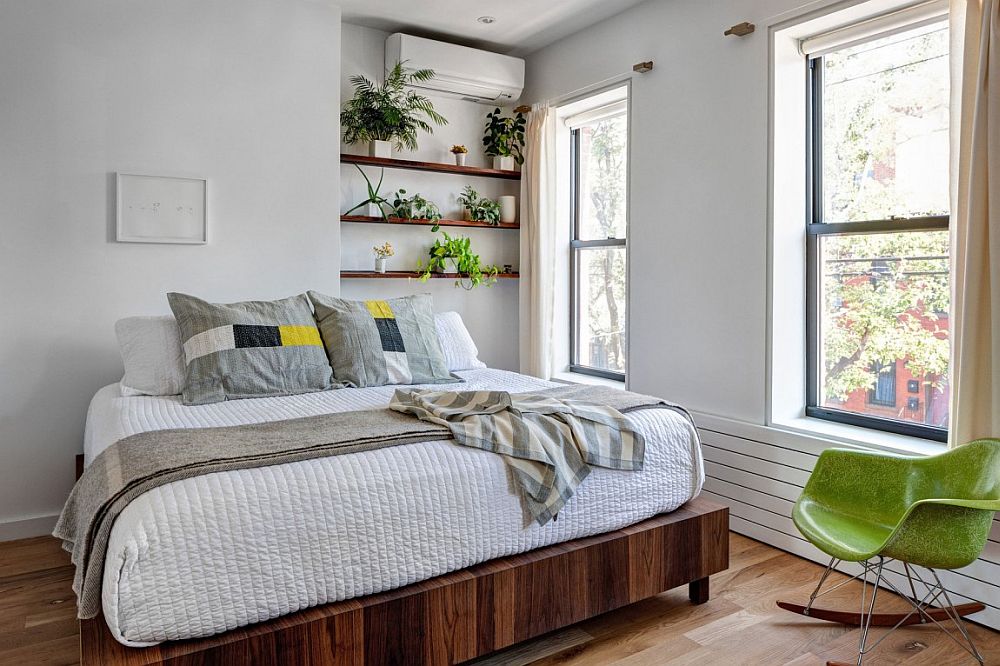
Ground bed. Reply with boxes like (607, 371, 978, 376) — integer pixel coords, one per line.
(76, 367, 726, 664)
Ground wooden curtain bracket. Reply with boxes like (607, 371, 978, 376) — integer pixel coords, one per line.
(632, 61, 653, 73)
(724, 22, 755, 37)
(513, 104, 531, 113)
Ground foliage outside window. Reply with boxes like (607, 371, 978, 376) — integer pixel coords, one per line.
(570, 107, 628, 381)
(807, 19, 950, 440)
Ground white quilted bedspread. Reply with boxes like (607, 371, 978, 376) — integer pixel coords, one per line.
(83, 369, 704, 646)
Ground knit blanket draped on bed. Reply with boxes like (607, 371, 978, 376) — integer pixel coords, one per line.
(391, 388, 653, 525)
(54, 384, 693, 619)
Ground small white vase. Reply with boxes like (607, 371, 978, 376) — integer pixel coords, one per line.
(374, 257, 387, 273)
(492, 155, 515, 171)
(369, 140, 392, 159)
(499, 196, 516, 224)
(454, 153, 467, 166)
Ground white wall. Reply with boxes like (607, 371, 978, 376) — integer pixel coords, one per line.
(0, 0, 341, 538)
(524, 0, 1000, 629)
(524, 0, 788, 422)
(339, 24, 521, 371)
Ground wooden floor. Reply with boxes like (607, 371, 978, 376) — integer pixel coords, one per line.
(2, 532, 997, 665)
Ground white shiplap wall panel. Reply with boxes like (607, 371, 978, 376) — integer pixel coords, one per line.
(697, 419, 1000, 630)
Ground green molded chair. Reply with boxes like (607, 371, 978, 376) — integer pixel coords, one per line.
(777, 439, 1000, 666)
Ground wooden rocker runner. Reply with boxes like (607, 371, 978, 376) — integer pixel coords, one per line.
(775, 440, 1000, 665)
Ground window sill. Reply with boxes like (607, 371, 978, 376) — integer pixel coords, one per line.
(770, 415, 946, 457)
(551, 370, 626, 389)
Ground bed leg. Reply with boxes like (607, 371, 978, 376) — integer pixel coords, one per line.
(689, 577, 710, 604)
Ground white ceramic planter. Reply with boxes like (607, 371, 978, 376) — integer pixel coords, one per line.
(454, 153, 467, 166)
(369, 140, 392, 159)
(374, 257, 387, 273)
(499, 196, 516, 224)
(366, 202, 383, 218)
(493, 155, 515, 171)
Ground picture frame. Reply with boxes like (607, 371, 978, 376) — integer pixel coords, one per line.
(116, 173, 207, 244)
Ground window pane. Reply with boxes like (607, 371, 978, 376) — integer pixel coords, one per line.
(575, 246, 627, 373)
(576, 114, 627, 240)
(820, 21, 949, 223)
(819, 231, 949, 428)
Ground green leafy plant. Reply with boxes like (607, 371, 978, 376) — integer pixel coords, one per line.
(457, 185, 501, 225)
(483, 108, 526, 165)
(344, 166, 391, 219)
(390, 189, 443, 231)
(417, 231, 500, 290)
(341, 61, 448, 151)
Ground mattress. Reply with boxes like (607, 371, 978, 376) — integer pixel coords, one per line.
(84, 369, 704, 646)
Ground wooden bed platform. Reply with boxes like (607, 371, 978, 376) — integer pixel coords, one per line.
(80, 497, 728, 665)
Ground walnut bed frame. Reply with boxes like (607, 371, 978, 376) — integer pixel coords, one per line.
(74, 456, 728, 665)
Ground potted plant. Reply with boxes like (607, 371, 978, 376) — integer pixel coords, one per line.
(373, 242, 394, 273)
(457, 185, 501, 225)
(417, 231, 500, 290)
(341, 61, 448, 158)
(450, 145, 468, 166)
(390, 189, 443, 231)
(483, 108, 526, 170)
(343, 166, 391, 219)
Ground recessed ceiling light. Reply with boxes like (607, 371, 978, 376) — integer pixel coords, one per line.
(477, 16, 496, 24)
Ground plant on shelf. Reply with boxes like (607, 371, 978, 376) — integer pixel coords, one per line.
(344, 166, 391, 220)
(390, 189, 443, 231)
(341, 61, 448, 156)
(372, 241, 394, 273)
(483, 108, 526, 169)
(450, 144, 468, 166)
(417, 231, 500, 290)
(457, 185, 501, 225)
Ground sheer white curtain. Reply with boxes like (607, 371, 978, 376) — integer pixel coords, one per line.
(518, 104, 557, 379)
(949, 0, 1000, 445)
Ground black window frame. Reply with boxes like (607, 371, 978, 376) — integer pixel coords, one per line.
(569, 124, 628, 382)
(805, 49, 949, 443)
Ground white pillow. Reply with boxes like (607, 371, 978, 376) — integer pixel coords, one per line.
(115, 315, 186, 396)
(434, 311, 487, 372)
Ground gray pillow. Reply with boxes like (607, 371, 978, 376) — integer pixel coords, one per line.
(308, 292, 458, 388)
(168, 292, 333, 405)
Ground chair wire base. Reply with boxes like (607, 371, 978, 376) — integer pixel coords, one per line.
(804, 556, 985, 665)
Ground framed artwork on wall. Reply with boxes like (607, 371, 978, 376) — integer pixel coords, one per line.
(116, 173, 207, 244)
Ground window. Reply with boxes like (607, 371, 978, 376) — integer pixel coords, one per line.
(806, 15, 950, 441)
(867, 361, 897, 407)
(569, 100, 628, 381)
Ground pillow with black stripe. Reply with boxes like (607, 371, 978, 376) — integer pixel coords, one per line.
(167, 292, 333, 405)
(307, 292, 459, 388)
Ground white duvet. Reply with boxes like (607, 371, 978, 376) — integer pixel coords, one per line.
(84, 369, 704, 646)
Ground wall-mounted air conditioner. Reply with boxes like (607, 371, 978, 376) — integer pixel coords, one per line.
(385, 33, 524, 104)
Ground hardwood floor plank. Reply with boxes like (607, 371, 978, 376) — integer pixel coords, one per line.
(2, 531, 999, 665)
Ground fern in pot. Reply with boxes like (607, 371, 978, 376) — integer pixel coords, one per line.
(341, 62, 448, 158)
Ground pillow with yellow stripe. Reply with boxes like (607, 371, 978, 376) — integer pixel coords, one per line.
(308, 292, 459, 388)
(167, 292, 333, 405)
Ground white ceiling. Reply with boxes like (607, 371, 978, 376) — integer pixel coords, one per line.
(335, 0, 649, 55)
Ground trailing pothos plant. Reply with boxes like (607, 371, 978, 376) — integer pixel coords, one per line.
(483, 108, 526, 165)
(341, 61, 448, 151)
(417, 231, 500, 290)
(390, 189, 443, 231)
(457, 185, 501, 225)
(343, 166, 391, 219)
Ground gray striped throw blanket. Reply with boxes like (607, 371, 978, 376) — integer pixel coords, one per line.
(390, 389, 645, 525)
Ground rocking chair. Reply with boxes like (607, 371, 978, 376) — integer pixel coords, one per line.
(777, 438, 1000, 665)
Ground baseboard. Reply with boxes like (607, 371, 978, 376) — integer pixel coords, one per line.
(0, 513, 59, 542)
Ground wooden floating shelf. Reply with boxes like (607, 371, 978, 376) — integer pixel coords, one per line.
(341, 271, 519, 280)
(342, 215, 519, 230)
(341, 153, 521, 180)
